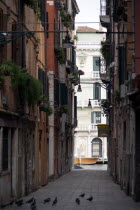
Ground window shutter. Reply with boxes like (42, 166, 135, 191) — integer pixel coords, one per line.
(93, 57, 100, 71)
(74, 96, 77, 126)
(60, 83, 68, 105)
(91, 112, 94, 123)
(54, 79, 59, 106)
(93, 84, 95, 99)
(99, 86, 101, 99)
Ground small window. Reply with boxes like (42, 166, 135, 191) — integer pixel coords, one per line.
(91, 112, 101, 124)
(2, 127, 9, 171)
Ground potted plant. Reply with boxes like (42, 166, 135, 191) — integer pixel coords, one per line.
(78, 69, 85, 75)
(68, 72, 75, 79)
(56, 105, 68, 116)
(38, 96, 53, 115)
(73, 35, 78, 41)
(0, 61, 42, 108)
(60, 10, 73, 29)
(55, 0, 64, 11)
(100, 99, 110, 114)
(100, 39, 110, 67)
(54, 47, 66, 64)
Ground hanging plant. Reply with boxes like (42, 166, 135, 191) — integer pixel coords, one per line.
(73, 35, 78, 41)
(68, 72, 79, 84)
(100, 99, 110, 113)
(100, 39, 110, 67)
(0, 61, 42, 107)
(113, 6, 127, 22)
(36, 7, 41, 21)
(114, 88, 121, 105)
(60, 10, 73, 29)
(55, 0, 64, 11)
(38, 96, 53, 115)
(24, 0, 41, 20)
(56, 105, 68, 116)
(24, 0, 38, 11)
(78, 69, 84, 75)
(54, 47, 66, 64)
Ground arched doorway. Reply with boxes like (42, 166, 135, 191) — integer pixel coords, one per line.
(91, 138, 102, 157)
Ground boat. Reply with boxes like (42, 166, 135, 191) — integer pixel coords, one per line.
(74, 157, 99, 165)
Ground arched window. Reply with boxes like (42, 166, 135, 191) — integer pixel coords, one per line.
(91, 138, 102, 157)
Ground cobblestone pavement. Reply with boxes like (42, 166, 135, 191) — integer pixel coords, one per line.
(2, 165, 140, 210)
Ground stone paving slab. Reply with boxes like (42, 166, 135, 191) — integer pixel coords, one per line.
(1, 165, 140, 210)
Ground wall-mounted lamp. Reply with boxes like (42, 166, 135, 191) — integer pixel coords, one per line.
(77, 84, 82, 92)
(88, 99, 92, 107)
(63, 31, 73, 48)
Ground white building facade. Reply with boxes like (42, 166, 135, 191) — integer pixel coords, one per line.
(74, 26, 108, 163)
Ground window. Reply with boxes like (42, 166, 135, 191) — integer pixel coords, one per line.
(93, 83, 101, 99)
(91, 112, 101, 124)
(60, 83, 68, 105)
(93, 57, 100, 71)
(2, 127, 9, 171)
(91, 138, 102, 157)
(118, 45, 128, 86)
(38, 67, 47, 95)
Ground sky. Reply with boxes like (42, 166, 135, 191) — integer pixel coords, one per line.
(75, 0, 100, 30)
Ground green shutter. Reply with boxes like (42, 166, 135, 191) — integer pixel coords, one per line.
(91, 112, 94, 123)
(60, 83, 68, 105)
(93, 84, 95, 99)
(99, 86, 101, 99)
(93, 57, 100, 71)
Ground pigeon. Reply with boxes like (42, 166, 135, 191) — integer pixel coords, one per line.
(86, 196, 93, 201)
(9, 201, 14, 205)
(15, 199, 24, 206)
(44, 198, 51, 203)
(75, 198, 80, 205)
(30, 204, 37, 210)
(0, 204, 8, 208)
(80, 193, 85, 197)
(52, 197, 57, 206)
(31, 198, 36, 206)
(26, 197, 34, 203)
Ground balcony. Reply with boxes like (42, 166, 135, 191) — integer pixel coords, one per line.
(82, 71, 100, 79)
(77, 100, 100, 108)
(75, 124, 98, 132)
(100, 71, 110, 84)
(100, 0, 110, 28)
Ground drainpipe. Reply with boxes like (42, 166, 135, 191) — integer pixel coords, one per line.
(131, 0, 135, 198)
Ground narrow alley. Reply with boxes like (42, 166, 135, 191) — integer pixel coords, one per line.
(3, 165, 140, 210)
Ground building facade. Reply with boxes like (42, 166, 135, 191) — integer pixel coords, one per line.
(100, 0, 140, 201)
(0, 0, 79, 205)
(74, 26, 108, 164)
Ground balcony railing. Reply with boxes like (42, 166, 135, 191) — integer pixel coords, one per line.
(82, 71, 100, 79)
(100, 0, 107, 16)
(100, 0, 110, 28)
(75, 124, 98, 132)
(100, 72, 110, 84)
(77, 100, 100, 107)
